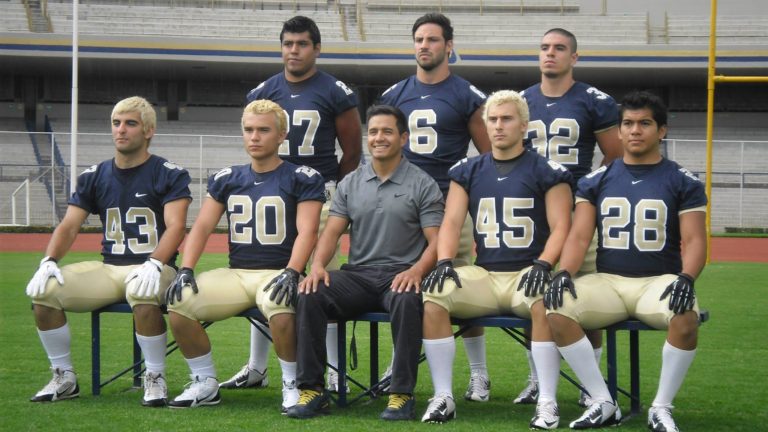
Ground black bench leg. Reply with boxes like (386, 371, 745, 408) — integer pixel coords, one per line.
(132, 318, 142, 388)
(606, 328, 618, 402)
(370, 321, 379, 390)
(337, 320, 347, 407)
(630, 330, 641, 415)
(91, 311, 101, 395)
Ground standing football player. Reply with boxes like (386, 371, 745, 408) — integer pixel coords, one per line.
(514, 27, 624, 406)
(286, 105, 444, 421)
(164, 99, 325, 411)
(420, 90, 573, 428)
(25, 96, 191, 407)
(223, 15, 362, 394)
(545, 91, 706, 431)
(378, 12, 494, 402)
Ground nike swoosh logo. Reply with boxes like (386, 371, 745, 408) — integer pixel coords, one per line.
(394, 193, 406, 197)
(632, 180, 643, 184)
(291, 94, 300, 98)
(56, 382, 73, 398)
(497, 177, 508, 181)
(546, 103, 556, 107)
(544, 420, 557, 427)
(234, 375, 249, 387)
(421, 95, 431, 99)
(135, 193, 147, 198)
(254, 181, 265, 186)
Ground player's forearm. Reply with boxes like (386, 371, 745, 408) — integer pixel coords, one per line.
(338, 150, 361, 179)
(151, 223, 186, 264)
(558, 233, 591, 274)
(411, 240, 438, 277)
(436, 224, 460, 261)
(44, 222, 80, 260)
(538, 227, 568, 267)
(310, 231, 339, 270)
(286, 232, 317, 273)
(681, 236, 707, 279)
(180, 223, 213, 269)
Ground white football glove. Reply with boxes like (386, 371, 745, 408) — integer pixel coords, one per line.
(26, 257, 64, 298)
(125, 257, 164, 299)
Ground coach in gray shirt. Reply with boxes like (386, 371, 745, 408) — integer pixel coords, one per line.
(287, 105, 444, 421)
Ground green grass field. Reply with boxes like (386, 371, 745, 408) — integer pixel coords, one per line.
(1, 252, 766, 431)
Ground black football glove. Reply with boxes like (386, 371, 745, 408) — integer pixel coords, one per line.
(165, 267, 197, 305)
(659, 272, 696, 314)
(421, 259, 462, 293)
(264, 268, 300, 307)
(544, 270, 577, 310)
(518, 259, 552, 297)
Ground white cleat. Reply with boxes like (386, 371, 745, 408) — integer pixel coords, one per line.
(463, 370, 491, 402)
(141, 371, 167, 407)
(168, 376, 221, 408)
(219, 365, 268, 389)
(421, 393, 456, 424)
(530, 400, 560, 430)
(30, 368, 79, 402)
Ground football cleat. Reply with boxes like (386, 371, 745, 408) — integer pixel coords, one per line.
(463, 370, 491, 402)
(30, 368, 79, 402)
(326, 370, 350, 394)
(421, 394, 456, 424)
(168, 376, 221, 408)
(513, 379, 539, 404)
(648, 406, 679, 432)
(219, 365, 268, 389)
(281, 379, 299, 414)
(381, 393, 415, 421)
(286, 389, 331, 419)
(578, 390, 594, 408)
(141, 371, 167, 407)
(569, 399, 621, 429)
(530, 400, 560, 430)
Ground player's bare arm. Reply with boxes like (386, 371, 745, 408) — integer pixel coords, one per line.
(596, 126, 623, 166)
(43, 205, 90, 260)
(285, 200, 322, 273)
(391, 226, 439, 293)
(149, 198, 190, 264)
(300, 214, 348, 293)
(679, 210, 707, 279)
(558, 200, 597, 275)
(335, 107, 363, 179)
(436, 181, 469, 260)
(468, 108, 492, 154)
(538, 183, 573, 265)
(180, 197, 225, 270)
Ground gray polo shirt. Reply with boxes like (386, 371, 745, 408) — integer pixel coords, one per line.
(330, 157, 444, 266)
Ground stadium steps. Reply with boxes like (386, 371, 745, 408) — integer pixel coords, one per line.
(24, 0, 53, 33)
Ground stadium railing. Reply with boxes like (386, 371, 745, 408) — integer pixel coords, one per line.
(90, 303, 709, 417)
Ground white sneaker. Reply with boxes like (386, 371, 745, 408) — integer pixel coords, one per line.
(648, 406, 679, 432)
(421, 393, 456, 423)
(513, 378, 539, 404)
(30, 368, 79, 402)
(219, 365, 268, 389)
(463, 370, 491, 402)
(569, 399, 621, 429)
(141, 371, 167, 407)
(326, 369, 350, 394)
(530, 400, 560, 430)
(281, 379, 299, 414)
(168, 376, 221, 408)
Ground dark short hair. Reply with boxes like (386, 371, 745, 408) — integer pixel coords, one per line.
(620, 91, 668, 127)
(544, 28, 577, 52)
(366, 105, 408, 135)
(280, 16, 321, 45)
(412, 13, 453, 41)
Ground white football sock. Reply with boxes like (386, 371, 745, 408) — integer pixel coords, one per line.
(326, 323, 339, 373)
(136, 332, 167, 375)
(38, 324, 73, 371)
(531, 341, 560, 403)
(526, 348, 539, 383)
(248, 321, 271, 372)
(424, 336, 455, 397)
(558, 336, 612, 403)
(594, 346, 603, 368)
(278, 357, 297, 383)
(462, 335, 488, 374)
(652, 341, 696, 407)
(186, 351, 216, 379)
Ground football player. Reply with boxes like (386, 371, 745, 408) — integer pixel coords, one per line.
(545, 91, 706, 431)
(223, 15, 362, 394)
(420, 90, 573, 428)
(286, 105, 444, 421)
(515, 28, 623, 406)
(378, 12, 494, 402)
(25, 96, 192, 407)
(164, 100, 325, 411)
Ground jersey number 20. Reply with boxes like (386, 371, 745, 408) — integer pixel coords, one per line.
(228, 195, 286, 245)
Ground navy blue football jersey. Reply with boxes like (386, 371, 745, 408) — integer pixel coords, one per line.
(207, 162, 325, 269)
(449, 151, 573, 271)
(246, 71, 358, 182)
(521, 81, 618, 182)
(69, 155, 192, 265)
(379, 74, 486, 194)
(576, 159, 707, 276)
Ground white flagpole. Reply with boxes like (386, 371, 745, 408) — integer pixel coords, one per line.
(69, 0, 79, 195)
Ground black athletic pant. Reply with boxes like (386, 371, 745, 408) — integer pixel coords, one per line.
(295, 263, 423, 395)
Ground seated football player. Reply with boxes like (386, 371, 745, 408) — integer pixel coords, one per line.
(545, 91, 707, 431)
(26, 96, 191, 407)
(164, 99, 324, 411)
(286, 105, 444, 421)
(419, 90, 573, 429)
